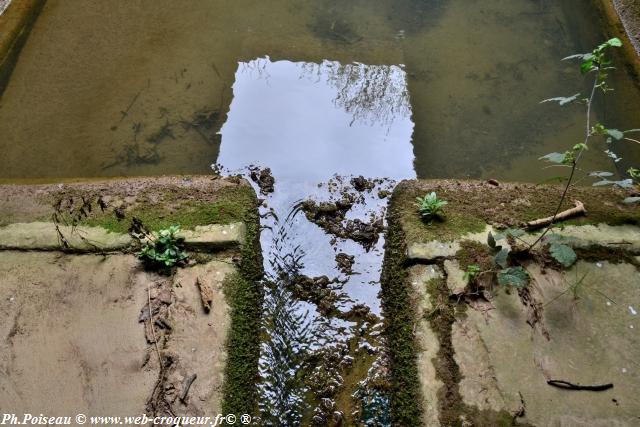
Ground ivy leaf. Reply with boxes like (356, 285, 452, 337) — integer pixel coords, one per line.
(493, 248, 510, 269)
(604, 149, 622, 162)
(593, 179, 634, 188)
(487, 231, 496, 249)
(540, 93, 580, 106)
(581, 59, 596, 74)
(562, 53, 589, 61)
(549, 243, 577, 268)
(623, 197, 640, 205)
(605, 129, 624, 140)
(588, 171, 614, 178)
(539, 152, 566, 164)
(497, 267, 530, 288)
(605, 37, 622, 48)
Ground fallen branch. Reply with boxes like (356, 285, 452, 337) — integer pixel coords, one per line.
(180, 373, 198, 403)
(547, 379, 613, 391)
(526, 200, 586, 230)
(196, 277, 214, 313)
(147, 284, 163, 371)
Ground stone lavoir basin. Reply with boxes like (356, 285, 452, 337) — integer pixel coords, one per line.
(0, 0, 639, 426)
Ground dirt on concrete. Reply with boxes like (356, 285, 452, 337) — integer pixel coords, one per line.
(0, 251, 233, 420)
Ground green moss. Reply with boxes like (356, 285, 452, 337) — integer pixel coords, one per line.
(81, 185, 255, 233)
(384, 188, 535, 426)
(394, 180, 638, 246)
(423, 273, 529, 426)
(456, 240, 494, 272)
(575, 246, 640, 267)
(220, 193, 264, 419)
(397, 183, 486, 243)
(379, 190, 424, 425)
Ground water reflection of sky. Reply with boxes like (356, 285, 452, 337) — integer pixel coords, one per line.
(218, 57, 416, 181)
(219, 58, 414, 422)
(0, 0, 11, 16)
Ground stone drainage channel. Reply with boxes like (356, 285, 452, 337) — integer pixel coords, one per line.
(224, 166, 396, 426)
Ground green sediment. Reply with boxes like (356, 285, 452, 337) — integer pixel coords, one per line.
(220, 187, 264, 420)
(78, 184, 255, 233)
(379, 189, 424, 425)
(396, 180, 638, 245)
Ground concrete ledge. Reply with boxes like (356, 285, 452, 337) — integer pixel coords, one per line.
(0, 221, 246, 252)
(0, 222, 133, 251)
(407, 223, 640, 262)
(0, 0, 46, 96)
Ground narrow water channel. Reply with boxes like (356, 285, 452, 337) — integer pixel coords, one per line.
(217, 58, 414, 424)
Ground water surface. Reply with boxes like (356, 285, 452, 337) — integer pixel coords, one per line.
(1, 0, 638, 182)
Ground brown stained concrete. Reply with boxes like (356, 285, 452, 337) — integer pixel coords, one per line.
(0, 251, 235, 418)
(0, 175, 244, 225)
(454, 261, 640, 426)
(0, 175, 256, 418)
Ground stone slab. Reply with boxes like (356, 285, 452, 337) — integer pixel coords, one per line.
(443, 259, 466, 295)
(453, 261, 640, 426)
(168, 260, 234, 413)
(0, 221, 133, 251)
(178, 222, 246, 250)
(0, 221, 245, 252)
(0, 251, 236, 417)
(407, 224, 640, 262)
(0, 252, 155, 416)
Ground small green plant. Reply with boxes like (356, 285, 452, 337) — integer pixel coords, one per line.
(463, 264, 480, 282)
(416, 192, 448, 222)
(138, 225, 188, 273)
(536, 37, 639, 249)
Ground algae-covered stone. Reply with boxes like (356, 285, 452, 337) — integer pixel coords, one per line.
(0, 221, 132, 251)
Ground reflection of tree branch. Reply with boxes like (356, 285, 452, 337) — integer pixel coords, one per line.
(243, 58, 411, 128)
(299, 61, 411, 127)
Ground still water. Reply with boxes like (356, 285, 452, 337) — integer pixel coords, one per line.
(0, 0, 638, 182)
